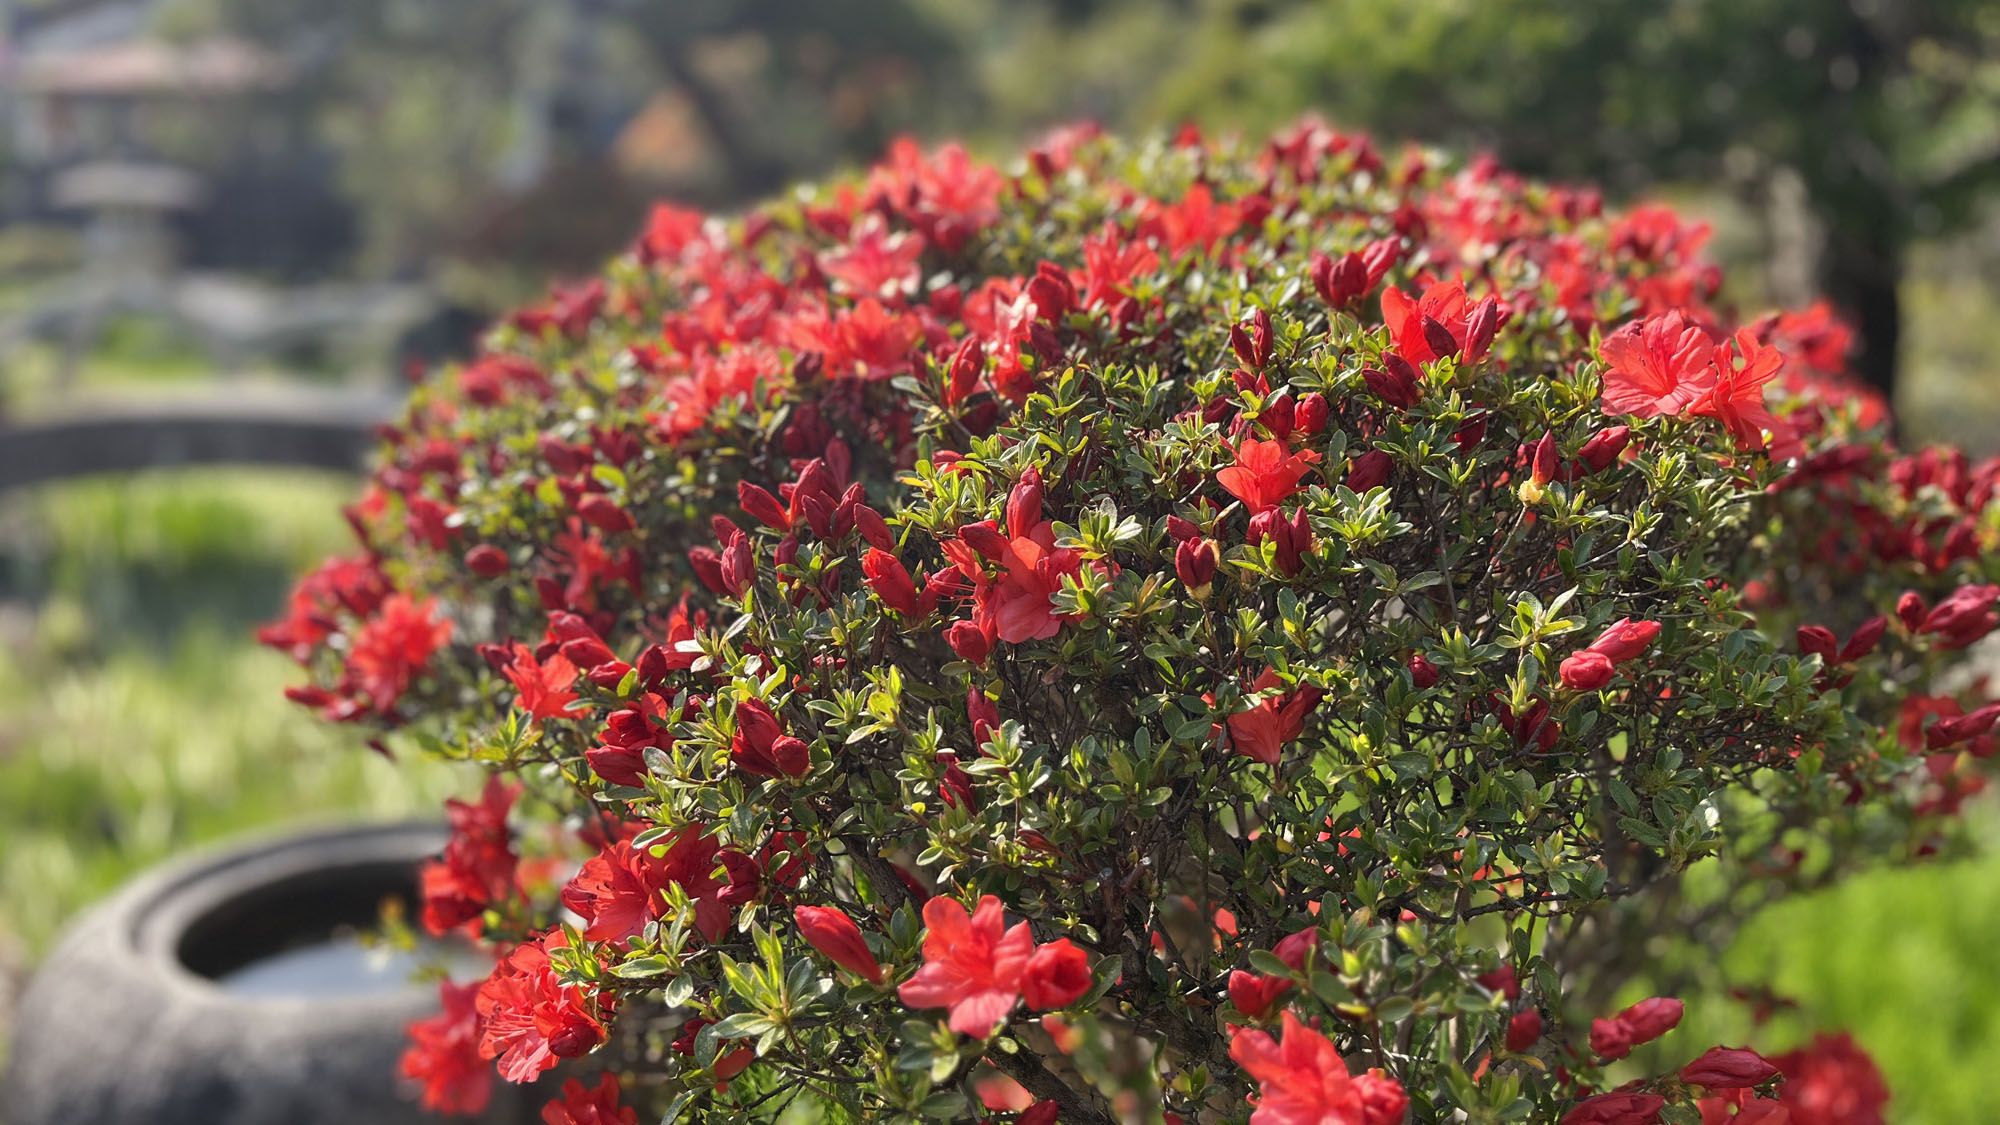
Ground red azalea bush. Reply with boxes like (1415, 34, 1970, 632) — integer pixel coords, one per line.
(261, 121, 1999, 1124)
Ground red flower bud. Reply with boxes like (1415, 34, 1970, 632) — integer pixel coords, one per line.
(1008, 467, 1045, 539)
(688, 545, 726, 594)
(559, 636, 617, 670)
(575, 493, 635, 533)
(960, 520, 1010, 561)
(1020, 1104, 1058, 1125)
(945, 337, 984, 407)
(1232, 307, 1274, 369)
(852, 504, 894, 551)
(464, 543, 509, 577)
(1228, 969, 1293, 1019)
(946, 620, 992, 664)
(1840, 615, 1888, 663)
(1463, 296, 1500, 364)
(1530, 432, 1559, 487)
(1420, 314, 1459, 362)
(1560, 1093, 1665, 1125)
(1926, 702, 2000, 749)
(1294, 392, 1329, 436)
(1576, 425, 1633, 474)
(1022, 939, 1092, 1009)
(1559, 650, 1615, 691)
(1590, 996, 1682, 1060)
(1272, 926, 1317, 971)
(1363, 362, 1420, 409)
(1175, 537, 1220, 592)
(719, 533, 756, 597)
(733, 481, 787, 531)
(1796, 625, 1839, 662)
(1346, 450, 1393, 493)
(1559, 653, 1618, 693)
(1260, 392, 1295, 440)
(862, 549, 924, 616)
(1407, 653, 1440, 689)
(1586, 618, 1661, 664)
(1476, 966, 1520, 999)
(1454, 413, 1489, 449)
(1166, 514, 1201, 543)
(1310, 250, 1369, 307)
(1896, 590, 1927, 631)
(1506, 1010, 1543, 1052)
(1678, 1045, 1780, 1089)
(794, 905, 884, 983)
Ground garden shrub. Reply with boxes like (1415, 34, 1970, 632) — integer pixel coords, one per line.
(267, 121, 2000, 1125)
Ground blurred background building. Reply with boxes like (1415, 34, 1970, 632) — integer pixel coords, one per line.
(0, 1, 1997, 1118)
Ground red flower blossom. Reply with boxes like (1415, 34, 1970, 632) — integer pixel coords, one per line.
(1219, 439, 1322, 514)
(476, 932, 606, 1083)
(560, 825, 735, 944)
(1599, 310, 1713, 419)
(540, 1073, 636, 1125)
(1770, 1032, 1889, 1125)
(400, 978, 493, 1115)
(1223, 669, 1326, 765)
(419, 776, 520, 934)
(1381, 279, 1468, 365)
(1229, 969, 1293, 1019)
(1228, 1011, 1407, 1125)
(1688, 329, 1789, 454)
(1021, 938, 1092, 1010)
(501, 641, 581, 721)
(346, 594, 452, 714)
(898, 895, 1034, 1037)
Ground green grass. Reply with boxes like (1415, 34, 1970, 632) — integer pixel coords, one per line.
(1706, 833, 2000, 1124)
(0, 470, 469, 1065)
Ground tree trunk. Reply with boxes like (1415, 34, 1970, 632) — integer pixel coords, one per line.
(1816, 220, 1903, 417)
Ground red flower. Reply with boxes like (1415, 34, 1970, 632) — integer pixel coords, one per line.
(1218, 439, 1322, 514)
(1680, 1046, 1781, 1090)
(476, 932, 606, 1083)
(1559, 650, 1615, 692)
(731, 697, 811, 778)
(346, 594, 452, 714)
(1561, 1093, 1666, 1125)
(1021, 938, 1092, 1009)
(1599, 310, 1713, 419)
(560, 826, 734, 944)
(1229, 969, 1293, 1019)
(540, 1073, 637, 1125)
(1381, 279, 1468, 365)
(898, 895, 1034, 1037)
(1590, 996, 1683, 1060)
(974, 521, 1089, 644)
(419, 776, 520, 934)
(864, 548, 926, 616)
(1770, 1032, 1888, 1125)
(795, 905, 885, 983)
(1506, 1009, 1543, 1052)
(1228, 1011, 1407, 1125)
(501, 641, 581, 722)
(1224, 669, 1326, 765)
(1687, 329, 1788, 453)
(400, 978, 493, 1115)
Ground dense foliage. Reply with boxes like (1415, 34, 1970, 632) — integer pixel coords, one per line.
(267, 122, 2000, 1124)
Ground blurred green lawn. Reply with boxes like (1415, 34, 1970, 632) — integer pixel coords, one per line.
(0, 470, 468, 1064)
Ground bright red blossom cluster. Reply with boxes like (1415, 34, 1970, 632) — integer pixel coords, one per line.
(264, 119, 1987, 1123)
